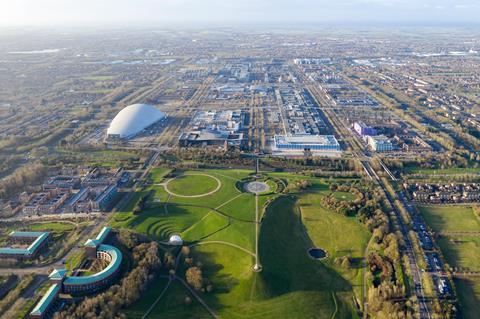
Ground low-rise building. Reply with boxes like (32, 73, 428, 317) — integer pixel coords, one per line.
(367, 135, 393, 152)
(29, 227, 123, 319)
(353, 121, 377, 136)
(272, 134, 341, 155)
(0, 231, 51, 260)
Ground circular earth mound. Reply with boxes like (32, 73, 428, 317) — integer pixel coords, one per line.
(308, 248, 327, 260)
(165, 174, 221, 197)
(244, 181, 270, 194)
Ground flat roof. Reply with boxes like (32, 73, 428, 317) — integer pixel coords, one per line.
(63, 244, 122, 286)
(30, 283, 60, 316)
(274, 134, 339, 146)
(9, 231, 48, 237)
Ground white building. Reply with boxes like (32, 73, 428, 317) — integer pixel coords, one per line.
(367, 135, 393, 152)
(106, 104, 165, 139)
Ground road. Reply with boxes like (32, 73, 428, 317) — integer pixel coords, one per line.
(361, 160, 431, 319)
(294, 64, 432, 319)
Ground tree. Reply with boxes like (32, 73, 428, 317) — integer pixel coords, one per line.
(186, 266, 203, 291)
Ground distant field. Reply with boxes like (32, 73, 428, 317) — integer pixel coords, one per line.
(116, 168, 361, 318)
(417, 204, 480, 318)
(82, 75, 116, 81)
(417, 205, 480, 233)
(405, 166, 480, 175)
(437, 236, 480, 271)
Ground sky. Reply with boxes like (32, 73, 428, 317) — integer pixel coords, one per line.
(0, 0, 479, 27)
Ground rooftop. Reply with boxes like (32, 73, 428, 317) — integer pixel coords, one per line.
(0, 231, 50, 255)
(63, 244, 122, 286)
(274, 134, 340, 146)
(29, 283, 60, 316)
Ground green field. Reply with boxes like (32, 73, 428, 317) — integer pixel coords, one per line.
(299, 191, 371, 299)
(167, 174, 219, 196)
(150, 168, 172, 182)
(437, 236, 480, 271)
(115, 169, 364, 318)
(417, 205, 480, 233)
(82, 75, 116, 81)
(454, 278, 480, 319)
(417, 204, 480, 318)
(28, 222, 75, 233)
(405, 167, 480, 175)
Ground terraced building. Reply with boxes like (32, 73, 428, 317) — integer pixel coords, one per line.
(29, 227, 123, 319)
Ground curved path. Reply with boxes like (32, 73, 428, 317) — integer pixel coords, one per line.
(189, 241, 255, 257)
(177, 277, 219, 319)
(142, 277, 172, 319)
(172, 202, 256, 223)
(164, 173, 222, 198)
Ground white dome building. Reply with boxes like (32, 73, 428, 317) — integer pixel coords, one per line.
(168, 234, 183, 246)
(107, 104, 165, 139)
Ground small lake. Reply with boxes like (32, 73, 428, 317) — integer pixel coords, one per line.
(308, 248, 327, 260)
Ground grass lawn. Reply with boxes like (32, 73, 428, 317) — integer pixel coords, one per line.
(167, 174, 219, 196)
(65, 250, 85, 272)
(117, 168, 360, 318)
(417, 205, 480, 233)
(454, 278, 480, 319)
(181, 211, 230, 242)
(437, 237, 480, 271)
(111, 204, 212, 241)
(28, 222, 75, 233)
(330, 191, 356, 201)
(405, 167, 480, 175)
(298, 190, 370, 303)
(150, 168, 172, 183)
(82, 75, 115, 81)
(126, 279, 210, 319)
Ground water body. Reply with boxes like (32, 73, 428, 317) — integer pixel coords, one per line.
(308, 248, 327, 260)
(8, 49, 62, 54)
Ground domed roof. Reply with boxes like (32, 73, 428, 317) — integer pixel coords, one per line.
(107, 104, 165, 138)
(169, 234, 183, 245)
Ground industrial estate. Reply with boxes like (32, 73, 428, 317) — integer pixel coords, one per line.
(0, 25, 479, 319)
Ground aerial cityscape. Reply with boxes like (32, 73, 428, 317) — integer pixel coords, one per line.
(0, 1, 479, 319)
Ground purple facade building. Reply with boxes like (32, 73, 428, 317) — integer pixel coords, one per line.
(353, 121, 377, 136)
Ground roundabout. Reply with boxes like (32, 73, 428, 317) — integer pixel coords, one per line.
(164, 173, 222, 198)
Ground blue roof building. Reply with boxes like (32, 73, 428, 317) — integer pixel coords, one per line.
(0, 231, 51, 259)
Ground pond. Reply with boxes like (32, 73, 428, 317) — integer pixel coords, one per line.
(308, 248, 327, 260)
